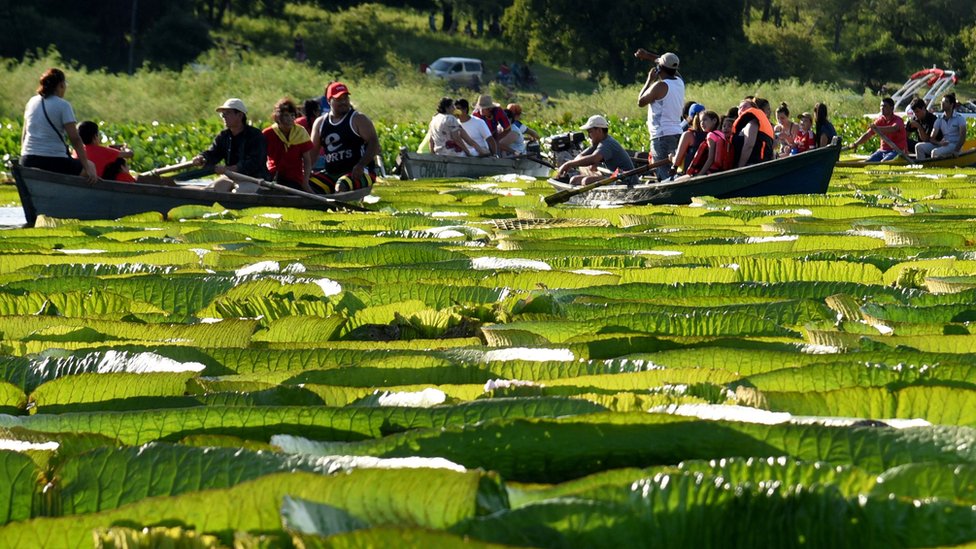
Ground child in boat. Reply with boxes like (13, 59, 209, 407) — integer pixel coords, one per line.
(682, 111, 730, 177)
(792, 112, 816, 154)
(669, 103, 706, 175)
(76, 121, 136, 182)
(773, 102, 798, 157)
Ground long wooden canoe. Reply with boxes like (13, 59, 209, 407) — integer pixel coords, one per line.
(546, 142, 841, 206)
(836, 147, 976, 168)
(12, 164, 370, 227)
(397, 147, 551, 180)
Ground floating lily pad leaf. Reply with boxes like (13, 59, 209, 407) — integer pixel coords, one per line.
(0, 450, 37, 525)
(481, 321, 596, 345)
(281, 496, 369, 537)
(883, 259, 976, 287)
(365, 284, 507, 309)
(0, 469, 506, 547)
(741, 363, 927, 393)
(731, 258, 884, 284)
(0, 316, 257, 348)
(896, 385, 976, 426)
(602, 311, 796, 338)
(0, 382, 25, 415)
(168, 203, 237, 220)
(30, 372, 197, 414)
(92, 526, 220, 548)
(757, 386, 897, 418)
(54, 443, 471, 516)
(307, 413, 976, 482)
(252, 315, 347, 343)
(451, 471, 976, 549)
(872, 462, 976, 504)
(925, 276, 976, 294)
(292, 526, 520, 549)
(328, 243, 468, 267)
(618, 267, 740, 285)
(0, 398, 605, 445)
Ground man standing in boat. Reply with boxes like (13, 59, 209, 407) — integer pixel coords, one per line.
(192, 98, 268, 192)
(636, 49, 684, 180)
(309, 82, 381, 193)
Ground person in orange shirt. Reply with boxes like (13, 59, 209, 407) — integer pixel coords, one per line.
(76, 121, 135, 182)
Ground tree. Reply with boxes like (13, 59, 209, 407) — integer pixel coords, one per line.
(503, 0, 746, 84)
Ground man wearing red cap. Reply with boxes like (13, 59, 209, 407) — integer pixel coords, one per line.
(309, 82, 381, 193)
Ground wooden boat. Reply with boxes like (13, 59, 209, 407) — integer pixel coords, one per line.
(836, 147, 976, 168)
(12, 164, 371, 227)
(546, 142, 841, 206)
(396, 147, 551, 179)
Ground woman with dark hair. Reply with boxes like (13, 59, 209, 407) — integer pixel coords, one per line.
(428, 96, 485, 156)
(773, 102, 798, 156)
(813, 102, 838, 148)
(263, 97, 315, 192)
(20, 68, 97, 181)
(296, 99, 320, 135)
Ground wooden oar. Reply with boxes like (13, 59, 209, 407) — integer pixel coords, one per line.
(138, 160, 196, 177)
(544, 159, 667, 206)
(870, 124, 914, 163)
(223, 171, 371, 213)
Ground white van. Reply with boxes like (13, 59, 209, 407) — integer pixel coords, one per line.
(426, 57, 483, 88)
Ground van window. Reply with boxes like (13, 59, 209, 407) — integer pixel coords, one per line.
(464, 62, 481, 73)
(430, 59, 453, 71)
(450, 63, 462, 73)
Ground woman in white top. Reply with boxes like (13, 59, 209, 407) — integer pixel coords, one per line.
(504, 103, 540, 156)
(20, 68, 97, 182)
(428, 97, 485, 157)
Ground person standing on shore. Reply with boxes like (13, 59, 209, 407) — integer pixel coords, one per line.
(635, 49, 685, 180)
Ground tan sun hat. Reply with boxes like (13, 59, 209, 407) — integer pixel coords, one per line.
(475, 94, 495, 109)
(580, 115, 609, 130)
(655, 52, 679, 70)
(216, 98, 247, 114)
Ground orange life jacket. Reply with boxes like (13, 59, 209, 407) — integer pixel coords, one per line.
(732, 108, 775, 164)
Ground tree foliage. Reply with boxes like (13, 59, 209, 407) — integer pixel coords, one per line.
(502, 0, 748, 84)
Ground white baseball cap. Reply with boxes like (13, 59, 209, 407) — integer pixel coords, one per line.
(216, 98, 248, 114)
(580, 115, 609, 130)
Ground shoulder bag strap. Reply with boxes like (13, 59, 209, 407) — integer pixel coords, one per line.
(39, 97, 71, 156)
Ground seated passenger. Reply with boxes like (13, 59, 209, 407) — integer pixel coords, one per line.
(905, 97, 937, 152)
(732, 99, 776, 167)
(848, 97, 908, 162)
(456, 98, 494, 156)
(773, 102, 799, 157)
(683, 111, 731, 177)
(671, 106, 706, 174)
(263, 98, 315, 192)
(792, 112, 815, 153)
(428, 97, 486, 157)
(504, 103, 540, 156)
(556, 115, 635, 186)
(916, 93, 967, 160)
(76, 121, 136, 182)
(813, 102, 838, 148)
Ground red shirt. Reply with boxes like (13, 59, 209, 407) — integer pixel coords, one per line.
(473, 107, 511, 139)
(873, 114, 907, 152)
(794, 129, 815, 152)
(79, 144, 136, 182)
(263, 126, 314, 185)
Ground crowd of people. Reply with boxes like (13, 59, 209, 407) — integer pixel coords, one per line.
(20, 68, 381, 195)
(20, 61, 972, 195)
(419, 93, 540, 159)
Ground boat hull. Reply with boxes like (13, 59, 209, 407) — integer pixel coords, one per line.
(547, 143, 841, 206)
(12, 164, 369, 226)
(397, 148, 551, 179)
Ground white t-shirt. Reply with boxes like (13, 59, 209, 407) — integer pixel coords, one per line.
(460, 116, 492, 156)
(509, 120, 527, 155)
(21, 95, 76, 158)
(428, 113, 466, 156)
(647, 77, 685, 139)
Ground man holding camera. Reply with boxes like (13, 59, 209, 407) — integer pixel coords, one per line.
(636, 48, 684, 180)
